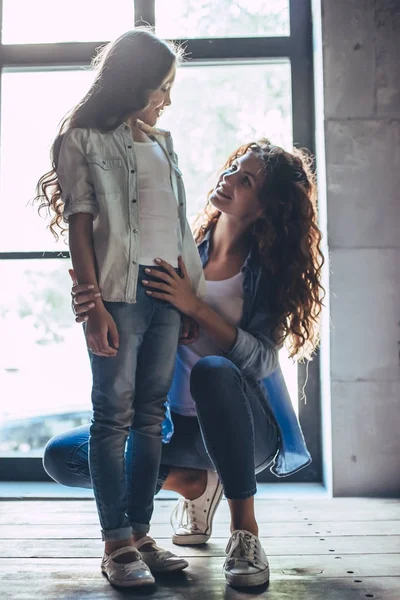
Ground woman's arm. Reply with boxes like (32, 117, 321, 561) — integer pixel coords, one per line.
(142, 257, 279, 379)
(189, 300, 237, 352)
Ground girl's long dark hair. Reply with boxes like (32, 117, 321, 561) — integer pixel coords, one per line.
(193, 139, 325, 361)
(34, 28, 180, 238)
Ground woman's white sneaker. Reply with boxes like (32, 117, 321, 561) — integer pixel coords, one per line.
(135, 535, 189, 572)
(101, 546, 155, 588)
(224, 530, 270, 588)
(171, 470, 223, 545)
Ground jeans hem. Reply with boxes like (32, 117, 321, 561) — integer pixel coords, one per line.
(101, 526, 133, 542)
(131, 523, 151, 534)
(224, 486, 257, 500)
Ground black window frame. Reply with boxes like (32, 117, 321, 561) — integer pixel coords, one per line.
(0, 0, 321, 483)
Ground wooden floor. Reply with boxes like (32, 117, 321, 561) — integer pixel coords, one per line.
(1, 497, 399, 599)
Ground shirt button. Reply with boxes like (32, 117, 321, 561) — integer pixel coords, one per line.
(179, 202, 184, 206)
(132, 260, 137, 265)
(127, 145, 132, 149)
(132, 228, 138, 233)
(125, 125, 129, 131)
(132, 199, 137, 203)
(130, 169, 135, 173)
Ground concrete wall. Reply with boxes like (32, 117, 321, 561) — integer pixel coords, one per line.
(320, 0, 400, 496)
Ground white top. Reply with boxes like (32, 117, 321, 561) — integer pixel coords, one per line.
(170, 271, 245, 417)
(134, 139, 181, 267)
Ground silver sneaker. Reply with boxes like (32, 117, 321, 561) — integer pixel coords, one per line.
(135, 535, 189, 572)
(171, 470, 223, 545)
(101, 546, 155, 588)
(224, 530, 270, 588)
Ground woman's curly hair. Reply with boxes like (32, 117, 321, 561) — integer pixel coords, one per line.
(193, 139, 325, 361)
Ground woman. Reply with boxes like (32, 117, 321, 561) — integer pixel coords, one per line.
(44, 139, 324, 589)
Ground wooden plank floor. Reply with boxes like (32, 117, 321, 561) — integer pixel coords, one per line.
(1, 497, 399, 599)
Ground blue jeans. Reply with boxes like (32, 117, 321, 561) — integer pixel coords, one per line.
(44, 356, 279, 502)
(88, 266, 180, 540)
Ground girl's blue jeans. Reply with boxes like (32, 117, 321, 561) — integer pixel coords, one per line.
(44, 356, 279, 508)
(87, 266, 180, 541)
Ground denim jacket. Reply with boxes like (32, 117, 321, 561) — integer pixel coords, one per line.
(163, 230, 311, 478)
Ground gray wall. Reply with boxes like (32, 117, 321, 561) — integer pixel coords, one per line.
(320, 0, 400, 496)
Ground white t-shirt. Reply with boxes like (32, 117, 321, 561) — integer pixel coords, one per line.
(169, 271, 245, 417)
(134, 139, 181, 267)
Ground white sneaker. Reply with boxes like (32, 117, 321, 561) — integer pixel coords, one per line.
(101, 546, 155, 588)
(224, 530, 270, 588)
(135, 535, 189, 572)
(171, 470, 223, 545)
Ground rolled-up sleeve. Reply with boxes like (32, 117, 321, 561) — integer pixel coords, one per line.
(56, 129, 99, 222)
(226, 297, 281, 380)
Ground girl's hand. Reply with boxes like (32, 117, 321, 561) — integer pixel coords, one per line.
(179, 315, 200, 345)
(85, 304, 119, 357)
(142, 256, 201, 317)
(69, 268, 100, 323)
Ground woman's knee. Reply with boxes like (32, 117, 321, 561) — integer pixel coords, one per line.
(43, 434, 71, 483)
(190, 356, 240, 401)
(43, 426, 90, 486)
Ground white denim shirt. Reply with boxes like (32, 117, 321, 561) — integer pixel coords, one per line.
(57, 122, 205, 303)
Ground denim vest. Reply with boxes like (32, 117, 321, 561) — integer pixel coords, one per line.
(163, 231, 311, 477)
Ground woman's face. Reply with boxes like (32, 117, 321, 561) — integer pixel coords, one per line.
(137, 64, 176, 127)
(209, 151, 266, 223)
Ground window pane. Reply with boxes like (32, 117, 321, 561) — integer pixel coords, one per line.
(0, 70, 94, 252)
(0, 259, 92, 457)
(158, 61, 292, 217)
(2, 0, 134, 44)
(156, 0, 290, 39)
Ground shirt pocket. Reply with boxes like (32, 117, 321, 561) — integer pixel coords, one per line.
(87, 153, 124, 194)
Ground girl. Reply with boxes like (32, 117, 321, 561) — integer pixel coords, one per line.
(35, 29, 205, 588)
(44, 139, 325, 589)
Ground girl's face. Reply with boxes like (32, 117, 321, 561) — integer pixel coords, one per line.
(209, 151, 266, 224)
(137, 64, 176, 127)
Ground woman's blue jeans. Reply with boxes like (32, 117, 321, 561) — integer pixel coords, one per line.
(44, 356, 279, 507)
(87, 267, 180, 541)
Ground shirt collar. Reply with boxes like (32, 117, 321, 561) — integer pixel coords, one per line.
(118, 120, 171, 138)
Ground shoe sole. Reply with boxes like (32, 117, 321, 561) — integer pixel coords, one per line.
(225, 566, 270, 588)
(101, 569, 155, 588)
(172, 483, 224, 546)
(147, 559, 189, 573)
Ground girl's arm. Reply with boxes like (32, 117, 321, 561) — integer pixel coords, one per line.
(69, 213, 119, 358)
(68, 213, 100, 294)
(57, 129, 118, 356)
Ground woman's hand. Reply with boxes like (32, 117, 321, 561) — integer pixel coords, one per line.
(142, 256, 201, 318)
(179, 315, 200, 345)
(69, 269, 99, 323)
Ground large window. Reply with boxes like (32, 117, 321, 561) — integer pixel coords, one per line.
(0, 0, 319, 482)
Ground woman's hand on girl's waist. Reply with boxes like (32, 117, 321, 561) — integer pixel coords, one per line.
(141, 256, 201, 318)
